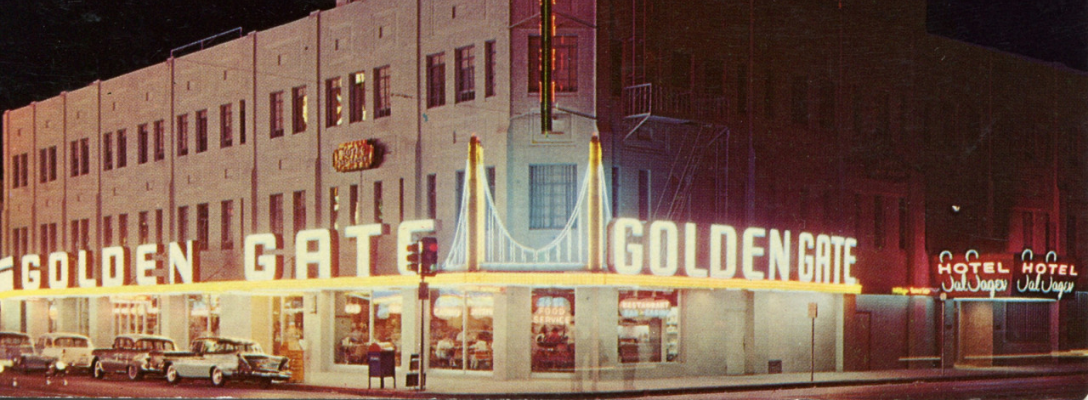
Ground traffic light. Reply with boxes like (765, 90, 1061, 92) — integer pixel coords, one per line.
(420, 237, 438, 276)
(406, 241, 423, 274)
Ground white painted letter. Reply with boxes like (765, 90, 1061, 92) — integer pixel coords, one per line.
(742, 227, 766, 280)
(610, 218, 643, 275)
(76, 250, 96, 288)
(815, 234, 832, 283)
(798, 232, 815, 282)
(47, 252, 71, 289)
(0, 257, 12, 291)
(168, 241, 201, 284)
(768, 229, 790, 281)
(709, 224, 738, 279)
(21, 254, 42, 290)
(135, 244, 163, 286)
(649, 221, 679, 276)
(345, 224, 388, 277)
(245, 233, 283, 281)
(843, 237, 858, 285)
(683, 223, 707, 278)
(295, 229, 339, 279)
(100, 247, 126, 287)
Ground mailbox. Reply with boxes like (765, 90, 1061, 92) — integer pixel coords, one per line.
(367, 344, 396, 389)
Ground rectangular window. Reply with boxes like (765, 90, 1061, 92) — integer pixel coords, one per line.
(618, 290, 680, 363)
(195, 110, 208, 153)
(155, 209, 164, 244)
(116, 129, 127, 168)
(485, 40, 496, 97)
(40, 148, 48, 183)
(239, 100, 247, 144)
(221, 200, 234, 250)
(270, 91, 285, 138)
(21, 153, 28, 187)
(791, 76, 808, 125)
(706, 59, 724, 95)
(80, 139, 90, 174)
(177, 206, 189, 243)
(529, 35, 578, 92)
(103, 215, 113, 247)
(154, 120, 165, 160)
(139, 211, 150, 244)
(177, 114, 189, 156)
(349, 71, 366, 123)
(736, 64, 748, 115)
(103, 132, 114, 170)
(118, 213, 128, 247)
(12, 154, 18, 188)
(427, 174, 437, 219)
(270, 194, 284, 236)
(456, 45, 475, 102)
(196, 203, 209, 250)
(638, 170, 650, 220)
(292, 86, 308, 133)
(326, 77, 343, 127)
(329, 188, 340, 229)
(49, 146, 56, 181)
(429, 288, 496, 371)
(333, 291, 372, 365)
(220, 104, 233, 148)
(71, 141, 80, 177)
(874, 196, 885, 249)
(138, 124, 149, 164)
(373, 181, 383, 223)
(1023, 211, 1034, 249)
(374, 66, 391, 118)
(293, 191, 306, 236)
(398, 179, 405, 221)
(898, 198, 908, 250)
(529, 164, 577, 229)
(531, 288, 574, 372)
(80, 219, 89, 250)
(71, 220, 81, 250)
(427, 53, 447, 108)
(349, 184, 359, 225)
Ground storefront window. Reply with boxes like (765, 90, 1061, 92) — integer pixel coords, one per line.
(334, 291, 371, 365)
(111, 295, 160, 336)
(373, 290, 402, 364)
(429, 287, 495, 371)
(531, 289, 575, 372)
(272, 296, 305, 356)
(617, 290, 679, 363)
(187, 294, 221, 343)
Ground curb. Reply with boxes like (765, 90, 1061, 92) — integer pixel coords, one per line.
(278, 368, 1088, 399)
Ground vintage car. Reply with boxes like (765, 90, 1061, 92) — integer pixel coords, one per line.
(12, 333, 94, 376)
(0, 332, 33, 371)
(90, 334, 178, 381)
(164, 337, 290, 387)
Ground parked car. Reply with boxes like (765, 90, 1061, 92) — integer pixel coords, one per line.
(0, 332, 33, 371)
(90, 334, 177, 381)
(13, 333, 94, 376)
(164, 337, 290, 387)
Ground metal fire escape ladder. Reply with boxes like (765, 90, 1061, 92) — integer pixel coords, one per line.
(655, 125, 729, 221)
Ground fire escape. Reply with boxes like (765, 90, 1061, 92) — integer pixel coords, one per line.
(618, 0, 731, 222)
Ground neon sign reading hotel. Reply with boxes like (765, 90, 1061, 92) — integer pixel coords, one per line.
(0, 218, 858, 292)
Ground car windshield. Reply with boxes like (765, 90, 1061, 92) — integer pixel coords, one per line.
(54, 337, 88, 347)
(0, 336, 28, 346)
(205, 340, 262, 354)
(136, 339, 175, 351)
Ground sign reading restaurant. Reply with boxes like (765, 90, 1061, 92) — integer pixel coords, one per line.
(0, 218, 859, 291)
(934, 250, 1079, 300)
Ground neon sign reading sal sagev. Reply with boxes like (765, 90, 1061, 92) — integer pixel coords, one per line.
(609, 218, 859, 284)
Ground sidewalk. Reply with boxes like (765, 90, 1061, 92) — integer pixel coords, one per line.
(281, 363, 1088, 399)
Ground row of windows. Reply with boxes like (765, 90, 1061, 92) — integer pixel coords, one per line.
(425, 41, 499, 109)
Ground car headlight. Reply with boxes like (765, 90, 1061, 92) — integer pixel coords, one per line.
(54, 361, 67, 371)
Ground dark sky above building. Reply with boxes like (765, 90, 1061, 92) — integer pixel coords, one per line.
(0, 0, 334, 115)
(927, 0, 1088, 71)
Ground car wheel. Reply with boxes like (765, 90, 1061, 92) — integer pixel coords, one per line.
(259, 378, 273, 389)
(15, 357, 27, 375)
(92, 359, 105, 380)
(165, 364, 180, 385)
(210, 366, 225, 388)
(126, 365, 142, 381)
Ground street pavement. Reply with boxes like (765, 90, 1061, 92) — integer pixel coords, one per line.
(281, 363, 1088, 399)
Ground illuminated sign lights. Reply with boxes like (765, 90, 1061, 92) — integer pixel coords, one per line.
(934, 249, 1080, 300)
(0, 217, 863, 297)
(331, 139, 383, 172)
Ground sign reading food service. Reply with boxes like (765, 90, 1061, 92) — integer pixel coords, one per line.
(332, 139, 383, 172)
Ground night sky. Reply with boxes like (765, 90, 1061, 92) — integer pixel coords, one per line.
(0, 1, 1084, 127)
(0, 0, 334, 115)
